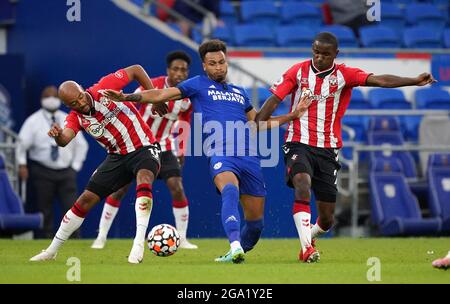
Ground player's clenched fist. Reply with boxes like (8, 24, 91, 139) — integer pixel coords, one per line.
(48, 123, 63, 138)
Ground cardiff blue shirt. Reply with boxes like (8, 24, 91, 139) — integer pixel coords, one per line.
(177, 75, 256, 157)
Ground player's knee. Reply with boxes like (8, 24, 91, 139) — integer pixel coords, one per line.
(292, 173, 311, 196)
(76, 191, 99, 211)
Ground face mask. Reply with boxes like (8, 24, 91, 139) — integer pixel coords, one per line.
(41, 96, 61, 112)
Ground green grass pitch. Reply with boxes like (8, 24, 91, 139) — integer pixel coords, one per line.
(0, 238, 449, 284)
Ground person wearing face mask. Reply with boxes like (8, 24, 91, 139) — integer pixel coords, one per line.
(17, 85, 89, 238)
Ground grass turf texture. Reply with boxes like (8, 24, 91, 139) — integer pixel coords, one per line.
(0, 238, 449, 284)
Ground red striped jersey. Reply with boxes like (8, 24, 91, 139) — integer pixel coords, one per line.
(138, 76, 192, 153)
(270, 60, 371, 148)
(65, 69, 156, 155)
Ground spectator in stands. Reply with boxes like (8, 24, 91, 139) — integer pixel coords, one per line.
(172, 0, 221, 38)
(327, 0, 373, 37)
(17, 86, 88, 238)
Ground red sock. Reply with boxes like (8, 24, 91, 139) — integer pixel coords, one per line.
(106, 196, 121, 208)
(292, 200, 310, 215)
(71, 201, 88, 218)
(172, 199, 188, 208)
(136, 183, 152, 199)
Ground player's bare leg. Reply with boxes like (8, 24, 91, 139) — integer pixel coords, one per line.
(292, 172, 319, 263)
(311, 201, 335, 241)
(30, 191, 101, 261)
(128, 169, 155, 264)
(214, 172, 245, 264)
(240, 194, 265, 253)
(166, 176, 197, 249)
(91, 183, 131, 249)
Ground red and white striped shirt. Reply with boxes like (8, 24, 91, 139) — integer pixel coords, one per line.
(270, 60, 371, 148)
(65, 69, 156, 155)
(138, 76, 192, 154)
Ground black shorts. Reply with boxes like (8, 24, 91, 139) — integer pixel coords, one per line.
(283, 142, 341, 202)
(158, 151, 181, 181)
(86, 144, 161, 199)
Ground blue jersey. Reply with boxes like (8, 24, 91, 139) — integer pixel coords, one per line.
(177, 75, 256, 157)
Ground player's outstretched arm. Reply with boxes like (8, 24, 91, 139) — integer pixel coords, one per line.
(254, 95, 282, 124)
(48, 124, 76, 147)
(249, 94, 312, 130)
(366, 72, 437, 88)
(124, 65, 154, 90)
(101, 87, 182, 104)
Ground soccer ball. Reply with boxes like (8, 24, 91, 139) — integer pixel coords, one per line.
(147, 224, 180, 257)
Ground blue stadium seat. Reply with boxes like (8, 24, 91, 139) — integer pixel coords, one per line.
(368, 116, 401, 132)
(359, 26, 401, 48)
(220, 0, 238, 25)
(233, 24, 276, 47)
(369, 158, 441, 236)
(368, 88, 411, 109)
(280, 2, 322, 27)
(368, 131, 417, 178)
(427, 153, 450, 232)
(276, 25, 317, 47)
(240, 1, 279, 25)
(403, 26, 443, 48)
(0, 155, 43, 233)
(342, 115, 368, 142)
(211, 26, 233, 45)
(379, 3, 405, 33)
(348, 89, 371, 109)
(401, 115, 422, 142)
(406, 3, 446, 29)
(415, 87, 450, 109)
(320, 25, 358, 48)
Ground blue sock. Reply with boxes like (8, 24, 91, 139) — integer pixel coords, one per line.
(221, 184, 241, 244)
(241, 219, 264, 252)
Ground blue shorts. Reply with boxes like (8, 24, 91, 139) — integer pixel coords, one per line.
(208, 156, 266, 197)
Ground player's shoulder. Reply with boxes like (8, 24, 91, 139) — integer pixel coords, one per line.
(150, 75, 167, 88)
(228, 83, 247, 96)
(285, 60, 310, 75)
(335, 63, 358, 72)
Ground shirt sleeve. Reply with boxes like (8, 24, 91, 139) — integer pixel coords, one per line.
(64, 111, 81, 134)
(90, 69, 131, 95)
(269, 64, 300, 101)
(341, 66, 373, 88)
(243, 88, 253, 113)
(177, 76, 199, 99)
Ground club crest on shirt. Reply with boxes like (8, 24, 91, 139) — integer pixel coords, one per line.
(328, 75, 338, 86)
(271, 76, 284, 90)
(100, 96, 112, 108)
(87, 123, 105, 138)
(301, 77, 309, 85)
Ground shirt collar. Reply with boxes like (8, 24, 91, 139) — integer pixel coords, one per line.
(311, 60, 335, 78)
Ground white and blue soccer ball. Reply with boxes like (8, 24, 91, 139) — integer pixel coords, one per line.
(147, 224, 180, 257)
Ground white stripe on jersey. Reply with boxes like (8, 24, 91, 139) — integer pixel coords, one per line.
(286, 67, 303, 142)
(317, 74, 330, 148)
(330, 70, 346, 147)
(300, 67, 317, 145)
(97, 102, 135, 153)
(159, 120, 174, 151)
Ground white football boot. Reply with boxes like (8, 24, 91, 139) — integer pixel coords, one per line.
(29, 250, 57, 261)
